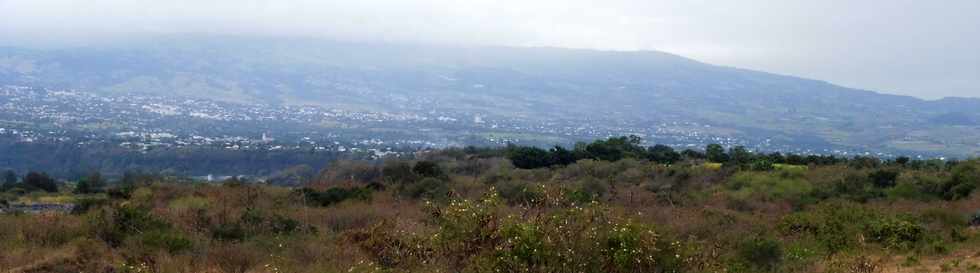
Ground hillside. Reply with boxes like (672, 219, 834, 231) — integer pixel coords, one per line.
(1, 37, 978, 157)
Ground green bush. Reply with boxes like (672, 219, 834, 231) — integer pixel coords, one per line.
(423, 191, 688, 273)
(868, 169, 900, 188)
(381, 160, 419, 184)
(945, 160, 980, 200)
(211, 222, 248, 242)
(810, 172, 882, 203)
(89, 205, 170, 247)
(413, 161, 446, 179)
(495, 222, 549, 267)
(750, 159, 775, 172)
(485, 206, 679, 273)
(778, 202, 873, 253)
(865, 217, 923, 250)
(567, 178, 607, 203)
(780, 202, 929, 253)
(211, 208, 306, 241)
(401, 177, 451, 200)
(946, 182, 976, 200)
(346, 221, 432, 268)
(297, 187, 372, 207)
(137, 229, 193, 254)
(736, 237, 784, 271)
(496, 180, 544, 206)
(727, 172, 813, 204)
(268, 214, 301, 234)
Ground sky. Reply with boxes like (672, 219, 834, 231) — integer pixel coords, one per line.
(1, 0, 977, 99)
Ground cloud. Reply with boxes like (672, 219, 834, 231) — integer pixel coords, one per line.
(0, 0, 977, 98)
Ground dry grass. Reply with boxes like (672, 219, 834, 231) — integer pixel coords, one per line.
(1, 157, 978, 272)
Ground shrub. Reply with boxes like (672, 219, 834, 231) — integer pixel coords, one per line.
(865, 216, 923, 250)
(297, 187, 372, 207)
(211, 208, 306, 241)
(211, 222, 248, 242)
(430, 192, 502, 268)
(19, 214, 86, 247)
(496, 180, 544, 206)
(727, 172, 813, 204)
(811, 172, 882, 202)
(868, 169, 899, 188)
(24, 171, 59, 193)
(135, 229, 194, 254)
(508, 146, 554, 169)
(75, 172, 106, 194)
(346, 221, 432, 268)
(381, 160, 419, 184)
(969, 210, 980, 227)
(401, 177, 451, 201)
(601, 223, 665, 272)
(946, 182, 976, 200)
(89, 205, 170, 247)
(750, 159, 776, 171)
(413, 161, 446, 179)
(268, 214, 301, 234)
(321, 204, 381, 232)
(825, 253, 880, 273)
(72, 196, 110, 214)
(494, 222, 550, 268)
(944, 159, 980, 200)
(427, 191, 688, 273)
(780, 202, 928, 253)
(736, 237, 784, 271)
(918, 208, 968, 229)
(568, 178, 607, 203)
(208, 243, 264, 273)
(778, 202, 873, 253)
(317, 160, 382, 186)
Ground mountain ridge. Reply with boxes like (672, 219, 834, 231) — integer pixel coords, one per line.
(1, 37, 977, 157)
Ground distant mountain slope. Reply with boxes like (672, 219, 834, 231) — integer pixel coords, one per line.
(1, 37, 978, 157)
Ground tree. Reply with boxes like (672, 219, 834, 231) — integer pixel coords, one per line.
(413, 161, 446, 179)
(549, 146, 577, 166)
(24, 172, 58, 193)
(648, 145, 681, 164)
(895, 156, 911, 166)
(946, 160, 980, 200)
(750, 159, 775, 171)
(681, 149, 706, 160)
(582, 136, 647, 162)
(508, 146, 553, 169)
(75, 171, 106, 194)
(382, 161, 419, 185)
(706, 144, 728, 163)
(767, 152, 786, 164)
(2, 170, 16, 191)
(868, 169, 900, 188)
(729, 146, 753, 165)
(785, 154, 806, 165)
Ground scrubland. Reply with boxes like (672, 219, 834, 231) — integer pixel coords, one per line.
(2, 140, 979, 273)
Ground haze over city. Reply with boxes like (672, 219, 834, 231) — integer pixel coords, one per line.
(2, 0, 978, 99)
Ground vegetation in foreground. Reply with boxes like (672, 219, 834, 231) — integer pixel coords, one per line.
(2, 136, 980, 273)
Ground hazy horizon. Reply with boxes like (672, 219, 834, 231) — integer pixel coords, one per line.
(1, 0, 978, 99)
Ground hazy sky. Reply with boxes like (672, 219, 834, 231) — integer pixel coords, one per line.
(1, 0, 977, 99)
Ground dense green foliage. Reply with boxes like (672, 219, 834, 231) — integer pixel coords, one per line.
(505, 136, 851, 170)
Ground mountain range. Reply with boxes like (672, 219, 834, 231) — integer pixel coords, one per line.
(1, 36, 978, 158)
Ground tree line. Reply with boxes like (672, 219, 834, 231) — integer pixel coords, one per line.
(503, 136, 952, 170)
